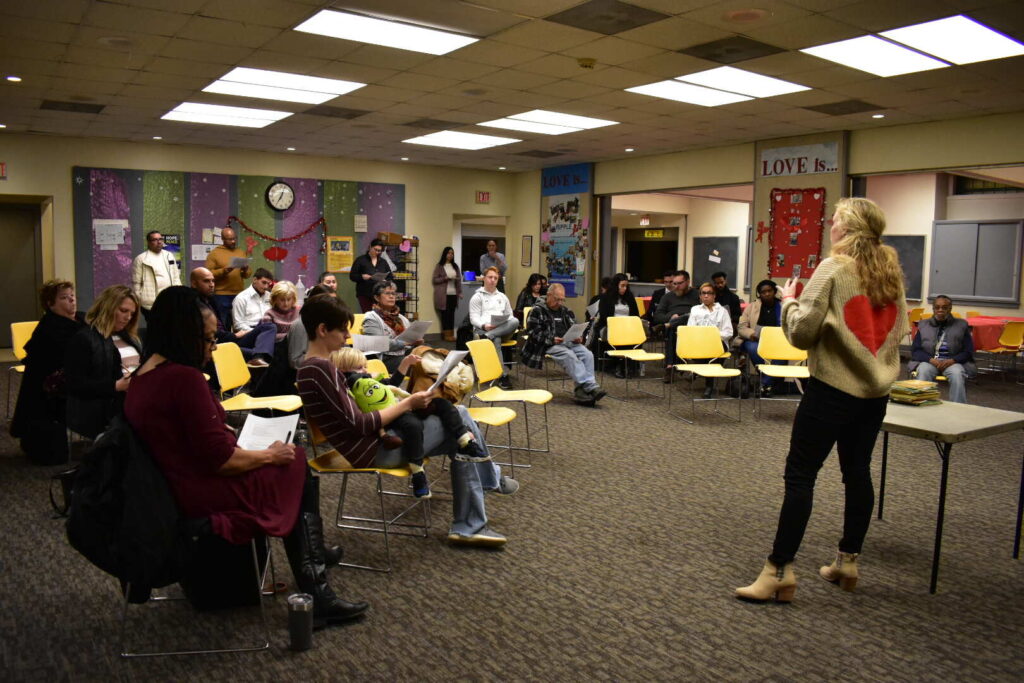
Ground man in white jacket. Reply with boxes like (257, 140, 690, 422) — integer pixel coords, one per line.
(131, 231, 181, 323)
(686, 282, 733, 398)
(468, 266, 518, 389)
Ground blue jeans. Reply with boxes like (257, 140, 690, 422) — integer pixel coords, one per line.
(913, 361, 967, 404)
(546, 342, 598, 390)
(743, 339, 785, 386)
(376, 405, 499, 537)
(236, 322, 277, 358)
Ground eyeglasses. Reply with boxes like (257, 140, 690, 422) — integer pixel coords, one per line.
(204, 335, 217, 346)
(700, 290, 715, 296)
(148, 237, 164, 242)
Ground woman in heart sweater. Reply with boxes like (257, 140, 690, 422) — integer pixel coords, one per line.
(736, 197, 908, 603)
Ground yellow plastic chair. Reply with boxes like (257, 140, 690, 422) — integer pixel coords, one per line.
(345, 313, 365, 346)
(604, 316, 665, 399)
(366, 358, 389, 378)
(466, 339, 551, 473)
(908, 308, 924, 324)
(635, 297, 646, 318)
(7, 321, 38, 418)
(920, 312, 933, 320)
(304, 413, 431, 573)
(754, 327, 810, 416)
(211, 342, 302, 413)
(952, 312, 963, 319)
(984, 321, 1024, 377)
(965, 310, 982, 318)
(672, 326, 741, 423)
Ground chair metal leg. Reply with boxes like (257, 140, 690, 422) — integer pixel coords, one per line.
(119, 539, 270, 658)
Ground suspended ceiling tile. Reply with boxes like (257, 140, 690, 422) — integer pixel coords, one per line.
(145, 57, 228, 79)
(577, 89, 648, 107)
(573, 65, 654, 89)
(237, 51, 332, 75)
(771, 89, 849, 107)
(335, 0, 526, 37)
(355, 84, 427, 103)
(455, 101, 522, 117)
(823, 0, 958, 32)
(484, 90, 565, 108)
(491, 20, 602, 51)
(410, 57, 503, 81)
(118, 83, 200, 101)
(619, 51, 719, 79)
(738, 51, 829, 78)
(63, 46, 151, 70)
(0, 17, 79, 43)
(786, 65, 874, 89)
(616, 16, 731, 51)
(518, 53, 609, 79)
(431, 110, 487, 124)
(327, 93, 401, 112)
(380, 72, 461, 93)
(448, 40, 547, 68)
(130, 70, 208, 90)
(0, 38, 67, 61)
(406, 91, 482, 110)
(531, 79, 612, 99)
(46, 77, 124, 98)
(383, 101, 449, 118)
(341, 45, 436, 71)
(258, 31, 364, 61)
(311, 62, 400, 85)
(124, 0, 210, 13)
(682, 0, 812, 32)
(4, 0, 90, 23)
(560, 36, 667, 66)
(545, 0, 671, 36)
(55, 62, 139, 84)
(470, 68, 559, 91)
(197, 0, 316, 28)
(626, 0, 722, 14)
(177, 16, 282, 49)
(743, 13, 863, 51)
(82, 2, 192, 36)
(467, 0, 593, 17)
(160, 39, 253, 65)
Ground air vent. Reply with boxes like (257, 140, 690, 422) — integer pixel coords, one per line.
(516, 150, 563, 158)
(679, 36, 784, 64)
(803, 100, 882, 116)
(40, 100, 105, 114)
(304, 105, 369, 119)
(403, 118, 459, 130)
(546, 0, 669, 36)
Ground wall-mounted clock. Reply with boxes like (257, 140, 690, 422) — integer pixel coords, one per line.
(265, 181, 295, 211)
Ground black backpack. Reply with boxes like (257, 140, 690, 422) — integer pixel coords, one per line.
(66, 415, 186, 603)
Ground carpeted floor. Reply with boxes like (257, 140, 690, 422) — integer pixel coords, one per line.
(1, 352, 1022, 681)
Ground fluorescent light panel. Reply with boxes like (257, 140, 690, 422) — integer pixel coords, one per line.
(480, 118, 581, 135)
(161, 102, 293, 128)
(626, 80, 752, 106)
(403, 131, 520, 150)
(880, 15, 1024, 65)
(677, 66, 809, 97)
(203, 67, 364, 104)
(800, 35, 949, 77)
(513, 109, 617, 130)
(295, 9, 477, 56)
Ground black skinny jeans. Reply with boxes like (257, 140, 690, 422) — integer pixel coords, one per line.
(440, 294, 457, 331)
(387, 398, 467, 466)
(769, 377, 888, 566)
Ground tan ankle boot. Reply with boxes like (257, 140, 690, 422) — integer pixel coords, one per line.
(819, 551, 858, 591)
(735, 560, 797, 603)
(443, 330, 455, 342)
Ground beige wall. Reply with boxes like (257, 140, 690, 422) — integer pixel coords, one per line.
(685, 197, 750, 292)
(594, 143, 753, 196)
(0, 132, 517, 333)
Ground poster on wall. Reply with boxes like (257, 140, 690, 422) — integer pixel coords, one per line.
(768, 188, 825, 279)
(541, 163, 591, 298)
(328, 235, 354, 272)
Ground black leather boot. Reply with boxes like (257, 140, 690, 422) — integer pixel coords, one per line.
(284, 511, 368, 628)
(307, 475, 343, 568)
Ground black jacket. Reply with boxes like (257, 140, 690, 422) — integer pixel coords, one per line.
(349, 253, 393, 299)
(10, 310, 85, 439)
(67, 415, 186, 603)
(65, 327, 140, 438)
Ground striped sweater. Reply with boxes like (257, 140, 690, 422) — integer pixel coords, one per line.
(782, 256, 908, 399)
(297, 356, 382, 467)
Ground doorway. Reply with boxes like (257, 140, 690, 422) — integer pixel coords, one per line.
(0, 203, 43, 347)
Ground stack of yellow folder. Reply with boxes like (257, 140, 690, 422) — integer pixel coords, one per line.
(889, 379, 941, 405)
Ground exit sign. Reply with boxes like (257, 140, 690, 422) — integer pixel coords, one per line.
(476, 191, 490, 204)
(644, 229, 663, 238)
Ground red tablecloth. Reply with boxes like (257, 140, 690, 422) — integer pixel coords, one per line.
(967, 316, 1024, 350)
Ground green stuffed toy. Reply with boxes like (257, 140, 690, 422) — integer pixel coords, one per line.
(349, 376, 398, 413)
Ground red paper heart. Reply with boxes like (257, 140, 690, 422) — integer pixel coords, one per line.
(843, 295, 897, 356)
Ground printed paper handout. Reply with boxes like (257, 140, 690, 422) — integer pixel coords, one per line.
(561, 322, 588, 343)
(395, 320, 431, 344)
(236, 414, 299, 450)
(428, 351, 469, 393)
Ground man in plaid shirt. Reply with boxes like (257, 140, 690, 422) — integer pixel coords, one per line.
(521, 283, 606, 406)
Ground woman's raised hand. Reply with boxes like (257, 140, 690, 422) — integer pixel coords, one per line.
(781, 276, 800, 300)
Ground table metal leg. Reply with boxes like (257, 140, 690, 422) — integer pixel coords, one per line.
(930, 441, 953, 594)
(878, 431, 889, 520)
(1014, 446, 1024, 559)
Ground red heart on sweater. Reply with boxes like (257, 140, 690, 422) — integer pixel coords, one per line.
(843, 295, 897, 356)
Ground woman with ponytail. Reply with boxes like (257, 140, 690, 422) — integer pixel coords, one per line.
(736, 198, 908, 603)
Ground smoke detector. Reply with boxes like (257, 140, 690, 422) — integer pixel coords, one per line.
(577, 57, 597, 70)
(724, 8, 768, 23)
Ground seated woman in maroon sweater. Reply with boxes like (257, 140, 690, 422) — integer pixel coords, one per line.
(124, 286, 366, 629)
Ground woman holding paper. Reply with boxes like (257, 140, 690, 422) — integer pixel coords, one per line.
(297, 293, 517, 547)
(431, 246, 463, 342)
(468, 266, 518, 390)
(361, 281, 423, 374)
(349, 238, 393, 312)
(735, 198, 908, 603)
(125, 286, 368, 628)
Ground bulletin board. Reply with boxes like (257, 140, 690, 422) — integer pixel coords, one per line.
(767, 187, 825, 279)
(72, 167, 404, 307)
(692, 236, 738, 288)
